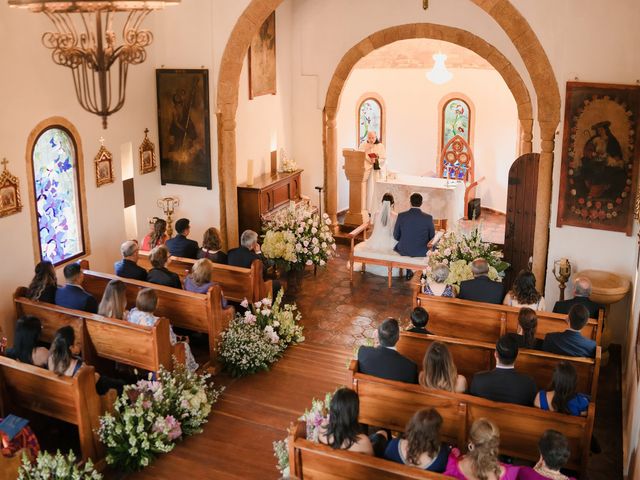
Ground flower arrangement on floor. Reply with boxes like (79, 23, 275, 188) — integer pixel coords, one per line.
(218, 290, 304, 378)
(18, 450, 101, 480)
(97, 362, 223, 472)
(262, 203, 336, 271)
(426, 226, 509, 287)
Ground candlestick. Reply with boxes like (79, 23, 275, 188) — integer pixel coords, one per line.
(552, 257, 572, 301)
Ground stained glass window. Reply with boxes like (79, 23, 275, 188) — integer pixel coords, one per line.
(443, 98, 471, 147)
(358, 98, 383, 144)
(32, 127, 85, 265)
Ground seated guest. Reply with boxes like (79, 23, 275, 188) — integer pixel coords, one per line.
(5, 315, 48, 367)
(384, 408, 451, 472)
(393, 193, 435, 279)
(358, 318, 418, 384)
(141, 217, 168, 251)
(184, 258, 231, 310)
(458, 259, 504, 305)
(534, 361, 589, 416)
(470, 335, 536, 406)
(128, 288, 198, 372)
(318, 387, 373, 455)
(423, 263, 456, 297)
(542, 304, 596, 358)
(506, 308, 543, 349)
(419, 341, 467, 393)
(198, 227, 228, 264)
(165, 218, 199, 259)
(55, 262, 98, 313)
(97, 279, 127, 319)
(228, 229, 263, 269)
(147, 245, 182, 289)
(518, 430, 576, 480)
(114, 240, 147, 281)
(552, 277, 602, 319)
(26, 261, 57, 304)
(503, 270, 545, 310)
(407, 307, 431, 334)
(445, 418, 519, 480)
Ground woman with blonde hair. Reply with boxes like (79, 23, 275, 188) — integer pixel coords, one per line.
(444, 418, 519, 480)
(198, 227, 227, 264)
(419, 341, 467, 393)
(184, 258, 231, 309)
(98, 279, 127, 319)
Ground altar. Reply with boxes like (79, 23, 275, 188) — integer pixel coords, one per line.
(373, 174, 465, 226)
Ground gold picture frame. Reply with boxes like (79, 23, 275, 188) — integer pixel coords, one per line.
(0, 158, 22, 218)
(94, 138, 114, 187)
(139, 128, 157, 175)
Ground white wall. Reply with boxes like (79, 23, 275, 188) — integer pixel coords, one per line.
(336, 68, 518, 213)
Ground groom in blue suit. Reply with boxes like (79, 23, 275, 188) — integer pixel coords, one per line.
(394, 193, 435, 278)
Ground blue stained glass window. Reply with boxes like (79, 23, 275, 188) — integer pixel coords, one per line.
(358, 98, 383, 144)
(32, 127, 85, 265)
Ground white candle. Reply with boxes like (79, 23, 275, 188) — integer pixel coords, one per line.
(247, 159, 254, 186)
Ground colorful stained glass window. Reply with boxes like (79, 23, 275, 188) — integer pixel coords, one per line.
(32, 127, 85, 265)
(358, 98, 383, 144)
(443, 98, 471, 147)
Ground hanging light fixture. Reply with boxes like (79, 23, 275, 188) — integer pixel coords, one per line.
(426, 52, 453, 85)
(8, 0, 181, 129)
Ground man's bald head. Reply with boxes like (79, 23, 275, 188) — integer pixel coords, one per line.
(574, 277, 592, 297)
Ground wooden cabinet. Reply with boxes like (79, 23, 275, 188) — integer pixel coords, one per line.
(237, 170, 302, 236)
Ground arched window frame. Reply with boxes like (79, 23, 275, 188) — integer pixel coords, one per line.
(356, 93, 385, 146)
(26, 117, 91, 267)
(437, 93, 475, 178)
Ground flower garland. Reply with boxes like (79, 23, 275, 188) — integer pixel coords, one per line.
(18, 450, 101, 480)
(218, 290, 304, 377)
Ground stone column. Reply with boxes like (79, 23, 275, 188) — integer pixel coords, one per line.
(343, 149, 370, 226)
(325, 108, 338, 225)
(519, 118, 534, 155)
(217, 109, 239, 249)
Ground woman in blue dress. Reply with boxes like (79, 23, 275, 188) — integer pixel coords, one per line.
(534, 361, 589, 416)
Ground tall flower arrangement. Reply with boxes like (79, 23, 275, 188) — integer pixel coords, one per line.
(426, 226, 509, 287)
(262, 204, 336, 271)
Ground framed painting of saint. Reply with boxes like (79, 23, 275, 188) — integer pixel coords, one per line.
(249, 12, 276, 99)
(557, 82, 640, 236)
(156, 69, 212, 190)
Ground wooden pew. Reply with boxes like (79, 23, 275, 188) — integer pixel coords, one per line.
(0, 356, 104, 462)
(288, 421, 450, 479)
(79, 262, 231, 370)
(396, 332, 601, 400)
(13, 288, 179, 373)
(413, 291, 603, 345)
(137, 252, 272, 303)
(347, 361, 594, 476)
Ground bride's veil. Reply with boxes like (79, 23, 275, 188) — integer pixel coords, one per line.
(379, 200, 391, 227)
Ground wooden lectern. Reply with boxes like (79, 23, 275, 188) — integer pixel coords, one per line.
(342, 149, 370, 226)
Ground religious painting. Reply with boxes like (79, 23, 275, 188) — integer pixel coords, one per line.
(156, 69, 212, 189)
(358, 97, 383, 145)
(139, 128, 157, 175)
(249, 12, 276, 99)
(94, 142, 114, 187)
(0, 159, 22, 218)
(557, 82, 640, 236)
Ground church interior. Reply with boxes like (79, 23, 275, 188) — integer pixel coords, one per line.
(0, 0, 639, 478)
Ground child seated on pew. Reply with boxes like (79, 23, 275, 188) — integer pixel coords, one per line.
(517, 430, 576, 480)
(533, 361, 589, 416)
(5, 316, 48, 368)
(128, 288, 198, 372)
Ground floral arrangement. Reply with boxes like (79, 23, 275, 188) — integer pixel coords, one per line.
(426, 226, 509, 287)
(279, 148, 297, 173)
(218, 290, 304, 377)
(262, 204, 336, 271)
(273, 438, 290, 477)
(18, 450, 101, 480)
(98, 363, 223, 472)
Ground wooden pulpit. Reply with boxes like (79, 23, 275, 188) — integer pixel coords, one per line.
(342, 149, 370, 226)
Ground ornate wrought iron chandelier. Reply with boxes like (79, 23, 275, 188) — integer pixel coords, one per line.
(8, 1, 180, 129)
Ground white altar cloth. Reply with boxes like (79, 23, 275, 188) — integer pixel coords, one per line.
(374, 174, 465, 226)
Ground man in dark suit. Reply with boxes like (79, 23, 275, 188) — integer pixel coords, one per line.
(229, 230, 281, 296)
(165, 218, 199, 259)
(458, 258, 504, 304)
(358, 318, 418, 384)
(543, 304, 596, 357)
(552, 277, 602, 319)
(470, 334, 536, 406)
(406, 306, 432, 334)
(393, 193, 435, 279)
(55, 262, 98, 313)
(114, 240, 147, 281)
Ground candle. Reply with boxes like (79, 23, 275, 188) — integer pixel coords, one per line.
(247, 159, 254, 186)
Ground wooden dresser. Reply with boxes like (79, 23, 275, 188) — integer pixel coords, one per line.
(237, 169, 303, 235)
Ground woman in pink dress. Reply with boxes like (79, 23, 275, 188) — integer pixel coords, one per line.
(517, 430, 576, 480)
(141, 217, 168, 251)
(444, 418, 519, 480)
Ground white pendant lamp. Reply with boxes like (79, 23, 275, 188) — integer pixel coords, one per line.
(426, 52, 453, 85)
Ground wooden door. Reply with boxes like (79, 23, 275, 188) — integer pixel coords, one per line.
(503, 153, 540, 288)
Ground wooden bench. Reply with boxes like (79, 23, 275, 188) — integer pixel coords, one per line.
(13, 288, 182, 373)
(0, 356, 104, 462)
(80, 262, 232, 371)
(396, 332, 601, 400)
(288, 421, 451, 479)
(347, 361, 594, 476)
(413, 291, 603, 345)
(137, 252, 272, 303)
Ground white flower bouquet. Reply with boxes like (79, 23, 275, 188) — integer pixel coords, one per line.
(18, 450, 101, 480)
(273, 438, 290, 477)
(426, 226, 509, 287)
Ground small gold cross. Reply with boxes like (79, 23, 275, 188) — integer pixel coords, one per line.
(1, 158, 8, 170)
(423, 0, 428, 9)
(144, 128, 150, 137)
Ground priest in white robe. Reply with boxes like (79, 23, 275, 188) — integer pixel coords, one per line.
(358, 130, 387, 213)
